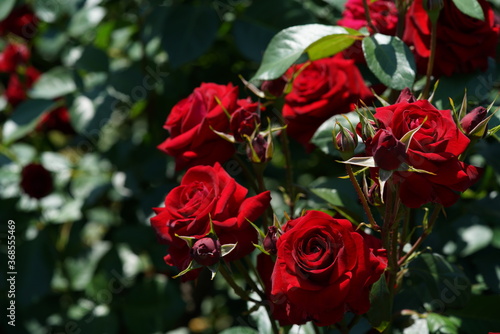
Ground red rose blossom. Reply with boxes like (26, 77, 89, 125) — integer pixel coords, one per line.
(269, 210, 386, 326)
(5, 66, 40, 107)
(229, 99, 261, 142)
(150, 163, 271, 280)
(158, 83, 240, 170)
(0, 5, 38, 40)
(403, 0, 500, 76)
(283, 55, 372, 149)
(0, 43, 30, 73)
(20, 163, 53, 199)
(338, 0, 398, 62)
(36, 106, 75, 135)
(368, 98, 482, 208)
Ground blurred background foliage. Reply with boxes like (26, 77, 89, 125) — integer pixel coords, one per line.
(0, 0, 499, 333)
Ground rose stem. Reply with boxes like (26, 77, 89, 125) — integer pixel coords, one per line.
(280, 127, 296, 218)
(252, 162, 271, 229)
(398, 207, 411, 259)
(345, 164, 380, 230)
(232, 153, 260, 193)
(398, 204, 442, 266)
(244, 256, 266, 291)
(218, 264, 261, 304)
(362, 0, 378, 34)
(234, 259, 267, 301)
(422, 21, 438, 100)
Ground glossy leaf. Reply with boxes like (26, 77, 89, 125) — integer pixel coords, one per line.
(451, 0, 484, 21)
(251, 24, 361, 81)
(2, 99, 56, 144)
(29, 67, 77, 99)
(362, 34, 416, 90)
(0, 0, 15, 21)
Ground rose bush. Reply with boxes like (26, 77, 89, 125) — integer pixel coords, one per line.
(157, 83, 241, 170)
(283, 55, 372, 148)
(268, 210, 386, 326)
(150, 163, 271, 280)
(403, 0, 500, 77)
(365, 97, 482, 208)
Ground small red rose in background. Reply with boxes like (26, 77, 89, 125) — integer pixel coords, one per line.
(20, 163, 54, 199)
(150, 163, 271, 280)
(283, 56, 372, 149)
(403, 0, 500, 77)
(158, 82, 240, 170)
(0, 5, 38, 40)
(270, 210, 386, 326)
(5, 66, 41, 107)
(36, 106, 75, 135)
(229, 99, 261, 142)
(367, 97, 482, 208)
(0, 43, 30, 72)
(338, 0, 398, 62)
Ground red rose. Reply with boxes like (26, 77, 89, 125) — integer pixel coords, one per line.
(158, 83, 239, 170)
(460, 106, 487, 136)
(338, 0, 398, 62)
(0, 5, 38, 40)
(5, 66, 40, 107)
(270, 211, 386, 326)
(0, 43, 30, 73)
(283, 56, 372, 148)
(190, 237, 221, 267)
(36, 106, 75, 135)
(369, 129, 407, 170)
(403, 0, 500, 76)
(20, 163, 53, 199)
(370, 99, 482, 208)
(150, 163, 271, 280)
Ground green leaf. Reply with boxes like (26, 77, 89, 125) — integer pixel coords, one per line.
(451, 0, 484, 21)
(219, 327, 259, 334)
(162, 3, 220, 68)
(403, 253, 471, 311)
(0, 0, 15, 21)
(306, 27, 362, 60)
(458, 224, 493, 257)
(426, 313, 460, 334)
(252, 24, 361, 81)
(362, 34, 416, 90)
(29, 67, 77, 99)
(367, 275, 391, 332)
(68, 6, 106, 38)
(69, 95, 95, 133)
(310, 188, 346, 207)
(2, 99, 57, 144)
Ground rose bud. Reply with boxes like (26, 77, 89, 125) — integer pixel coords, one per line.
(371, 129, 407, 170)
(20, 163, 53, 199)
(461, 106, 488, 137)
(261, 75, 288, 98)
(263, 226, 279, 255)
(230, 103, 261, 142)
(334, 123, 358, 160)
(190, 237, 222, 267)
(395, 87, 417, 104)
(246, 134, 272, 164)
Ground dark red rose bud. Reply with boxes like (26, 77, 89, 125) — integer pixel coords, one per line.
(261, 75, 288, 97)
(395, 88, 417, 104)
(263, 226, 279, 255)
(371, 129, 407, 170)
(461, 106, 488, 136)
(246, 134, 270, 164)
(190, 237, 222, 267)
(334, 125, 358, 160)
(0, 5, 38, 40)
(20, 163, 53, 199)
(230, 103, 261, 142)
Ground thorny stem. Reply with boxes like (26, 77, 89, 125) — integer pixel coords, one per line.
(362, 0, 378, 34)
(422, 21, 438, 100)
(218, 264, 260, 304)
(280, 127, 296, 218)
(234, 260, 267, 301)
(398, 204, 442, 266)
(346, 165, 380, 230)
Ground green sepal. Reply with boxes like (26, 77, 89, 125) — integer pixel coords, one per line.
(221, 243, 238, 257)
(172, 260, 203, 279)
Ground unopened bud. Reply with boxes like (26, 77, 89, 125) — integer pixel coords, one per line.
(246, 134, 272, 164)
(263, 226, 279, 255)
(334, 124, 358, 160)
(230, 103, 261, 142)
(190, 237, 221, 266)
(395, 88, 417, 104)
(460, 106, 488, 137)
(261, 75, 288, 98)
